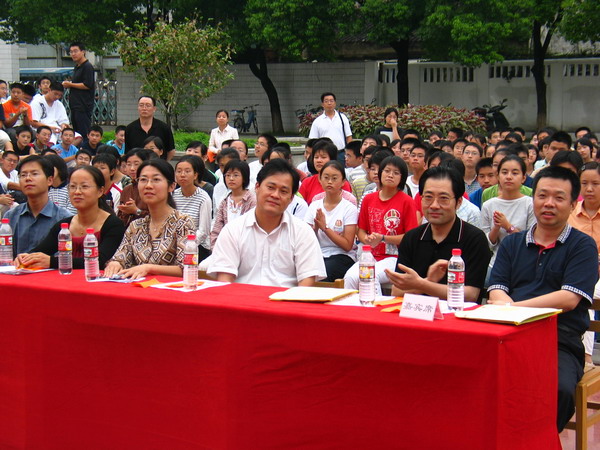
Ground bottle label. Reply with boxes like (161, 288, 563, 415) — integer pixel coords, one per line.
(0, 236, 12, 246)
(184, 253, 198, 266)
(84, 247, 98, 258)
(448, 270, 465, 284)
(58, 240, 72, 252)
(359, 265, 375, 280)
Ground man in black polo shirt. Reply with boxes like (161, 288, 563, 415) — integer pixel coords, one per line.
(63, 42, 94, 138)
(488, 166, 598, 432)
(125, 95, 175, 160)
(385, 166, 490, 301)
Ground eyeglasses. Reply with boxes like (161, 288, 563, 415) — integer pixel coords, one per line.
(463, 151, 480, 156)
(422, 194, 454, 207)
(68, 184, 94, 192)
(138, 103, 154, 109)
(225, 173, 242, 179)
(138, 176, 165, 185)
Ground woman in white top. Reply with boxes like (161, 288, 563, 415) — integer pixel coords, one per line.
(208, 110, 239, 161)
(481, 155, 535, 281)
(210, 160, 256, 249)
(305, 160, 358, 281)
(173, 155, 212, 260)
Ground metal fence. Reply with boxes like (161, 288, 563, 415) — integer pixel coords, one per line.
(62, 80, 118, 126)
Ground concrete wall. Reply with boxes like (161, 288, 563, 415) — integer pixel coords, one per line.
(0, 41, 22, 81)
(116, 61, 377, 133)
(116, 58, 599, 134)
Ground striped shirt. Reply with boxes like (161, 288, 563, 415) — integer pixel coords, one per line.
(49, 185, 76, 214)
(173, 186, 212, 250)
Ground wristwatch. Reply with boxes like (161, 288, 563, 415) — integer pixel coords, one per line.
(135, 208, 142, 216)
(507, 225, 516, 234)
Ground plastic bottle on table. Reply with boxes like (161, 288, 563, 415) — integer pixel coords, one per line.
(358, 245, 376, 306)
(83, 228, 100, 281)
(447, 248, 465, 312)
(0, 218, 13, 266)
(183, 234, 198, 290)
(58, 223, 73, 275)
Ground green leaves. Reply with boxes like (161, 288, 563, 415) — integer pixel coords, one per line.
(115, 19, 234, 129)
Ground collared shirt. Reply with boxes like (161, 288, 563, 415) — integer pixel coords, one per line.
(70, 59, 95, 111)
(208, 125, 239, 153)
(488, 224, 598, 335)
(208, 208, 327, 287)
(568, 201, 600, 250)
(397, 218, 491, 292)
(124, 118, 175, 152)
(52, 143, 79, 160)
(4, 199, 72, 256)
(308, 111, 352, 150)
(464, 177, 481, 196)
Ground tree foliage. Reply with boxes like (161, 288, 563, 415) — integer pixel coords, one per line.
(115, 19, 234, 129)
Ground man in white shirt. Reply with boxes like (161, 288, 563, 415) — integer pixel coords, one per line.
(209, 159, 326, 287)
(308, 92, 352, 151)
(0, 151, 20, 193)
(30, 81, 70, 145)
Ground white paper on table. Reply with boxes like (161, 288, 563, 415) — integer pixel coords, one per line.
(439, 300, 478, 314)
(88, 277, 145, 284)
(329, 294, 395, 307)
(150, 279, 229, 293)
(0, 266, 54, 275)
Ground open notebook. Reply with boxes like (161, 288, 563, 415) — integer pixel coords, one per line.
(269, 286, 357, 303)
(454, 304, 561, 325)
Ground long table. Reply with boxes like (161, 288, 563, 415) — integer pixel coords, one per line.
(0, 271, 559, 449)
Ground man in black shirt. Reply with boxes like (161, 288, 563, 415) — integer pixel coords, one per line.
(125, 96, 175, 160)
(63, 42, 95, 138)
(385, 166, 491, 301)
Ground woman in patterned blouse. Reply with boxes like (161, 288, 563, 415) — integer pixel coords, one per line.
(104, 159, 194, 279)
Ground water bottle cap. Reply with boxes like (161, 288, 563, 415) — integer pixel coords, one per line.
(86, 228, 95, 234)
(363, 245, 372, 252)
(452, 248, 462, 256)
(187, 234, 196, 240)
(60, 223, 69, 229)
(1, 218, 8, 224)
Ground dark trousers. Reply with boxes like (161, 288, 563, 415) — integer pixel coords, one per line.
(71, 109, 92, 139)
(557, 327, 585, 432)
(324, 254, 355, 282)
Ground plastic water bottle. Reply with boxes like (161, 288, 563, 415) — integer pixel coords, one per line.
(358, 245, 376, 306)
(58, 222, 73, 275)
(183, 234, 198, 290)
(83, 228, 100, 281)
(447, 248, 465, 312)
(0, 218, 13, 266)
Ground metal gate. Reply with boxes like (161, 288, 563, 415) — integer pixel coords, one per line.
(63, 80, 118, 126)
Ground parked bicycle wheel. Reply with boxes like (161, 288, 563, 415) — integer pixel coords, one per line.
(234, 117, 245, 134)
(252, 117, 259, 134)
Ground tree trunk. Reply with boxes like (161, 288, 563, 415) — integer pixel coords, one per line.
(390, 39, 410, 106)
(531, 21, 547, 130)
(248, 48, 284, 134)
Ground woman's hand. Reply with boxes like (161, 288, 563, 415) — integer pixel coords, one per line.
(103, 261, 123, 278)
(118, 264, 152, 279)
(14, 252, 50, 269)
(117, 200, 138, 215)
(314, 208, 327, 231)
(492, 211, 510, 230)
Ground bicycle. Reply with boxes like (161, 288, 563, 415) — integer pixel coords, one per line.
(232, 104, 259, 134)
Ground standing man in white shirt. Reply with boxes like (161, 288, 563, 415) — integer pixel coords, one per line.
(309, 92, 352, 159)
(209, 159, 326, 287)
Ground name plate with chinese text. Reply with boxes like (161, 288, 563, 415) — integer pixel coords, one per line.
(399, 294, 443, 321)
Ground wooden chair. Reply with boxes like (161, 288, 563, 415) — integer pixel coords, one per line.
(565, 299, 600, 449)
(314, 279, 344, 289)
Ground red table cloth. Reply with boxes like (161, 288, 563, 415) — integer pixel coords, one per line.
(0, 271, 559, 449)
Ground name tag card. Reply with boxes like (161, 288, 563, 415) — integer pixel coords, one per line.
(399, 294, 443, 321)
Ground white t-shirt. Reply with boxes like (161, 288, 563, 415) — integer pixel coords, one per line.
(297, 161, 310, 177)
(0, 169, 18, 192)
(30, 96, 69, 144)
(405, 175, 420, 198)
(288, 194, 308, 219)
(248, 160, 262, 191)
(308, 111, 352, 150)
(208, 125, 239, 153)
(208, 209, 327, 286)
(304, 197, 358, 260)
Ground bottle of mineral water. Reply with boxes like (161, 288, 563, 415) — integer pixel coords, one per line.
(447, 248, 465, 312)
(58, 223, 73, 275)
(0, 218, 13, 266)
(358, 245, 376, 306)
(83, 228, 100, 281)
(183, 234, 198, 290)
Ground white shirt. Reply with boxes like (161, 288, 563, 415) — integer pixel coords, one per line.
(30, 95, 69, 144)
(304, 197, 358, 260)
(0, 169, 18, 192)
(212, 180, 230, 219)
(405, 175, 420, 198)
(297, 161, 310, 177)
(248, 160, 262, 191)
(308, 111, 352, 150)
(288, 194, 308, 219)
(208, 125, 239, 153)
(208, 208, 327, 287)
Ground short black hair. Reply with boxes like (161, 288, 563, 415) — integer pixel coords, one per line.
(36, 125, 52, 135)
(217, 147, 241, 163)
(320, 160, 346, 180)
(177, 154, 205, 184)
(258, 133, 278, 150)
(115, 125, 126, 134)
(402, 129, 421, 140)
(49, 81, 64, 92)
(138, 95, 156, 106)
(21, 83, 36, 97)
(93, 153, 117, 172)
(17, 154, 53, 178)
(186, 141, 208, 157)
(427, 151, 454, 169)
(497, 154, 527, 175)
(362, 135, 382, 147)
(61, 127, 75, 135)
(464, 142, 483, 157)
(378, 156, 409, 191)
(320, 92, 336, 102)
(476, 157, 494, 174)
(549, 131, 573, 149)
(15, 125, 32, 137)
(575, 126, 591, 136)
(368, 148, 394, 168)
(263, 146, 292, 164)
(70, 42, 85, 51)
(309, 140, 338, 172)
(550, 150, 584, 173)
(345, 140, 362, 158)
(96, 144, 122, 163)
(43, 153, 69, 182)
(224, 159, 250, 189)
(40, 148, 58, 156)
(533, 166, 580, 202)
(9, 82, 24, 92)
(505, 132, 523, 143)
(448, 127, 464, 138)
(2, 150, 18, 160)
(419, 165, 465, 199)
(76, 149, 93, 159)
(257, 158, 300, 195)
(89, 125, 104, 135)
